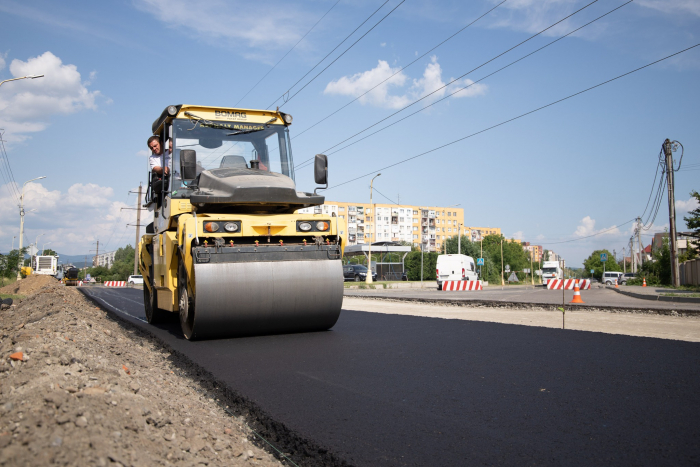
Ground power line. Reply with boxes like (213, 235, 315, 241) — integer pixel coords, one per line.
(266, 0, 392, 110)
(323, 43, 700, 191)
(295, 0, 603, 169)
(297, 0, 633, 169)
(275, 0, 406, 109)
(289, 0, 510, 142)
(233, 0, 342, 107)
(0, 130, 21, 205)
(542, 219, 636, 245)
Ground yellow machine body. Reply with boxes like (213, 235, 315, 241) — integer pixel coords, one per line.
(139, 105, 344, 340)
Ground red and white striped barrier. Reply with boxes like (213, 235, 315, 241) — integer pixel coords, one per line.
(103, 281, 127, 287)
(442, 280, 482, 291)
(547, 279, 591, 290)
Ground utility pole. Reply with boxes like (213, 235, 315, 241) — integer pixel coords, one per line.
(630, 237, 636, 274)
(636, 217, 643, 270)
(458, 223, 462, 255)
(133, 184, 143, 275)
(623, 247, 626, 274)
(663, 139, 680, 287)
(500, 239, 504, 287)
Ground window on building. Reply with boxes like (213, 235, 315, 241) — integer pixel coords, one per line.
(340, 230, 344, 235)
(339, 207, 345, 212)
(339, 215, 344, 219)
(384, 217, 389, 221)
(413, 210, 418, 215)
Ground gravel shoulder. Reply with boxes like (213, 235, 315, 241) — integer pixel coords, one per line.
(343, 296, 700, 342)
(0, 276, 284, 466)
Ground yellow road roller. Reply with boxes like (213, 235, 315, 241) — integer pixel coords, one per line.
(139, 105, 344, 340)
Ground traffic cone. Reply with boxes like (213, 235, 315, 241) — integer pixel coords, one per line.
(643, 277, 647, 287)
(570, 280, 584, 304)
(615, 278, 619, 288)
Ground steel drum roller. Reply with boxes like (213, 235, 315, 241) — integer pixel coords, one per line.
(189, 259, 343, 339)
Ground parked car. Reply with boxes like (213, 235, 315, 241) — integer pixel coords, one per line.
(602, 271, 624, 285)
(127, 275, 144, 285)
(343, 264, 377, 282)
(618, 272, 636, 284)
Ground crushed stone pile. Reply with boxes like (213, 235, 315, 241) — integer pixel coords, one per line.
(0, 275, 56, 297)
(0, 280, 283, 466)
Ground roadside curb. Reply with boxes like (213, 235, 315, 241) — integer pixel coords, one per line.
(345, 293, 700, 316)
(612, 287, 700, 304)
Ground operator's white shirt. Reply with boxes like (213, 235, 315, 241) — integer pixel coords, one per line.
(149, 150, 171, 172)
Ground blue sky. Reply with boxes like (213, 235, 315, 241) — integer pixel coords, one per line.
(0, 0, 698, 266)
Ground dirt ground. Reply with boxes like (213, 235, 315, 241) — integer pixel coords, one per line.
(0, 278, 284, 466)
(0, 275, 55, 297)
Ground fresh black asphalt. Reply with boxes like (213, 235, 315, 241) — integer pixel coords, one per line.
(81, 287, 700, 466)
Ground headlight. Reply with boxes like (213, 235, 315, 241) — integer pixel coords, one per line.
(283, 113, 293, 124)
(224, 222, 239, 232)
(204, 222, 219, 232)
(316, 221, 329, 231)
(298, 222, 312, 231)
(167, 105, 178, 116)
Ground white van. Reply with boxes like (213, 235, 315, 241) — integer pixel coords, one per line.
(602, 271, 623, 285)
(436, 254, 478, 290)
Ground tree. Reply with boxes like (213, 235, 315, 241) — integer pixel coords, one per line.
(404, 251, 438, 281)
(582, 249, 621, 280)
(42, 248, 58, 257)
(683, 190, 700, 260)
(0, 248, 27, 285)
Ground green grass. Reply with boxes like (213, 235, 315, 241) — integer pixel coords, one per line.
(0, 293, 25, 301)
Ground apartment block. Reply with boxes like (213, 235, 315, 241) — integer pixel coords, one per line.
(92, 250, 117, 268)
(299, 201, 501, 252)
(522, 242, 543, 263)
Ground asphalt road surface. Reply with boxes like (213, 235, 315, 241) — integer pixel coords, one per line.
(81, 287, 700, 466)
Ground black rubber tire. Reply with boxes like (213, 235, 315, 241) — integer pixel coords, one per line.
(178, 261, 196, 340)
(143, 281, 167, 324)
(437, 284, 442, 291)
(354, 275, 361, 282)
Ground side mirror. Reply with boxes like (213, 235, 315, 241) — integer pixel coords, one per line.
(314, 154, 328, 195)
(181, 149, 197, 180)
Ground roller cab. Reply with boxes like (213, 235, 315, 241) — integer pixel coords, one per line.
(139, 105, 344, 340)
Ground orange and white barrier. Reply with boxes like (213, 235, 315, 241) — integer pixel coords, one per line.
(442, 280, 482, 291)
(547, 279, 591, 290)
(103, 281, 126, 287)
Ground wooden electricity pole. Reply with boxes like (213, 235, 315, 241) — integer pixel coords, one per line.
(133, 184, 143, 276)
(664, 139, 680, 287)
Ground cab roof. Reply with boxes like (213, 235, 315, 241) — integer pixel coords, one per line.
(151, 104, 292, 135)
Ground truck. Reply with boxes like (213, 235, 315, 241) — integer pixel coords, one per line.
(541, 260, 562, 286)
(139, 104, 344, 340)
(436, 254, 478, 290)
(33, 255, 58, 276)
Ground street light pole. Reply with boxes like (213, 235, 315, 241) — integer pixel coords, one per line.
(43, 242, 51, 255)
(17, 176, 46, 279)
(12, 236, 16, 251)
(0, 75, 44, 88)
(366, 173, 381, 284)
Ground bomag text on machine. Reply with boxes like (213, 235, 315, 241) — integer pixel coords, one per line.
(139, 105, 344, 340)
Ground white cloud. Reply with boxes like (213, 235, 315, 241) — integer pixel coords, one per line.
(636, 0, 700, 17)
(510, 230, 524, 240)
(0, 51, 102, 142)
(324, 60, 410, 109)
(380, 42, 387, 47)
(676, 195, 699, 213)
(136, 149, 150, 157)
(324, 56, 486, 109)
(574, 216, 620, 237)
(0, 55, 5, 71)
(134, 0, 315, 53)
(0, 181, 136, 254)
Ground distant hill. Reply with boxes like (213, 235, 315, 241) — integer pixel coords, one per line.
(55, 254, 94, 267)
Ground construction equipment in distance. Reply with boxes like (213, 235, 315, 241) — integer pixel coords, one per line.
(139, 105, 344, 340)
(63, 266, 80, 286)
